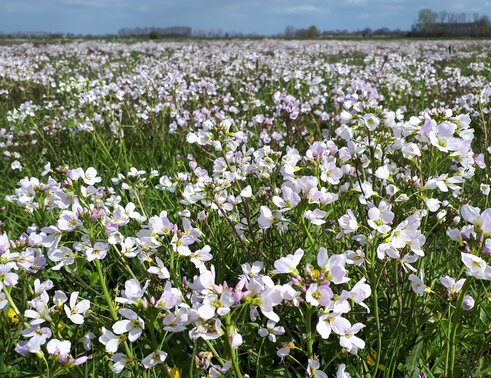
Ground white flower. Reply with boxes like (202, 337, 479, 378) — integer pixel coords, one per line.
(0, 264, 19, 292)
(57, 210, 81, 231)
(425, 198, 441, 212)
(198, 291, 234, 320)
(316, 312, 350, 339)
(142, 351, 168, 369)
(85, 241, 109, 262)
(82, 167, 102, 186)
(189, 245, 213, 268)
(461, 253, 491, 280)
(338, 210, 358, 236)
(190, 318, 224, 341)
(272, 249, 304, 275)
(147, 257, 170, 279)
(374, 165, 390, 180)
(258, 320, 285, 342)
(277, 341, 295, 358)
(367, 200, 394, 234)
(305, 283, 333, 307)
(408, 272, 427, 296)
(48, 247, 75, 270)
(116, 279, 150, 304)
(240, 185, 253, 198)
(339, 322, 365, 354)
(64, 292, 90, 324)
(81, 332, 96, 351)
(336, 364, 352, 378)
(47, 339, 71, 359)
(155, 281, 182, 310)
(21, 325, 52, 350)
(228, 326, 243, 349)
(317, 248, 349, 284)
(440, 276, 466, 296)
(304, 209, 327, 226)
(307, 359, 328, 378)
(111, 353, 129, 373)
(112, 308, 145, 342)
(344, 278, 371, 312)
(258, 206, 274, 229)
(99, 327, 125, 353)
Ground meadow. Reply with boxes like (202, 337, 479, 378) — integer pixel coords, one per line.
(0, 39, 490, 377)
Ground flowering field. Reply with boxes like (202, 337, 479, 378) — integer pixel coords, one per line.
(0, 39, 491, 377)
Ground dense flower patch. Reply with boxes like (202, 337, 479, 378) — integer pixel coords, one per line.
(0, 40, 491, 377)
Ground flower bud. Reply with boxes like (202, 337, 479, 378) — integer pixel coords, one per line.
(463, 295, 474, 311)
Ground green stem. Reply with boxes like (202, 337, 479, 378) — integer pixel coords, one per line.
(41, 354, 51, 378)
(95, 259, 134, 359)
(135, 190, 148, 219)
(92, 130, 118, 168)
(148, 317, 159, 351)
(301, 215, 315, 249)
(369, 261, 382, 378)
(448, 279, 471, 377)
(113, 245, 139, 280)
(95, 259, 118, 320)
(204, 339, 225, 365)
(189, 341, 197, 377)
(221, 150, 258, 250)
(4, 287, 21, 319)
(305, 305, 314, 359)
(224, 314, 244, 378)
(444, 303, 452, 377)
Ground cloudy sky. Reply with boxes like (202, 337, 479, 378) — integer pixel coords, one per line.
(1, 0, 490, 35)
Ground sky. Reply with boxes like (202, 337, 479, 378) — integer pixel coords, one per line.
(1, 0, 490, 35)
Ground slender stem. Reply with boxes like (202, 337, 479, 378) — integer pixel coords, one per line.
(189, 341, 197, 377)
(41, 354, 51, 378)
(92, 130, 118, 168)
(224, 314, 244, 378)
(212, 198, 250, 254)
(448, 279, 471, 377)
(113, 245, 139, 280)
(147, 316, 159, 351)
(4, 287, 21, 320)
(305, 305, 314, 359)
(444, 302, 452, 377)
(95, 259, 134, 359)
(369, 260, 382, 378)
(135, 190, 149, 219)
(221, 150, 258, 249)
(95, 259, 118, 320)
(204, 339, 225, 365)
(389, 263, 403, 338)
(301, 215, 316, 249)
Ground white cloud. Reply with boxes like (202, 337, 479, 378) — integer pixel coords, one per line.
(276, 5, 323, 14)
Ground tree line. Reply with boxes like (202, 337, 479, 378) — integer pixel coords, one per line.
(411, 9, 491, 37)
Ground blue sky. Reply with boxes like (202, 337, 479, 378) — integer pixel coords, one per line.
(1, 0, 490, 35)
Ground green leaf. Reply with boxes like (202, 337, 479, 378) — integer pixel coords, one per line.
(404, 332, 424, 378)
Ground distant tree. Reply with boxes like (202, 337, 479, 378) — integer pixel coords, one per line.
(414, 8, 437, 32)
(149, 31, 160, 39)
(437, 11, 448, 23)
(284, 25, 296, 37)
(473, 16, 491, 36)
(306, 25, 319, 38)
